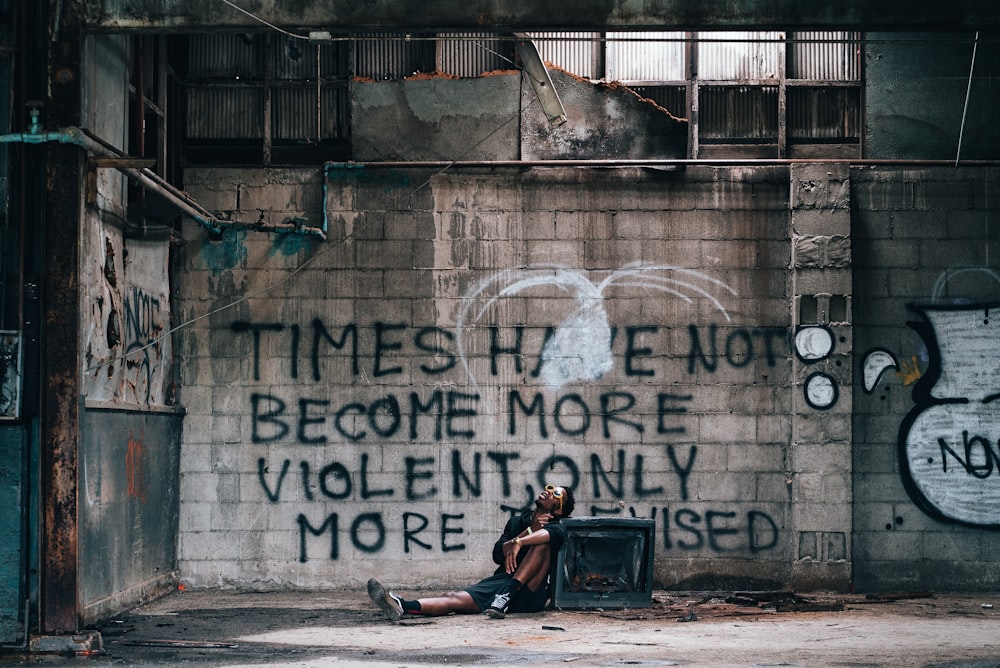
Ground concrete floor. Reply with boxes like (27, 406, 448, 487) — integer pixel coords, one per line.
(5, 589, 1000, 667)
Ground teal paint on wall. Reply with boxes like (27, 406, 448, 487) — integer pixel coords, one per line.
(0, 426, 24, 643)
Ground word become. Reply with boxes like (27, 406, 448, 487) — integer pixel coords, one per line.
(251, 390, 695, 443)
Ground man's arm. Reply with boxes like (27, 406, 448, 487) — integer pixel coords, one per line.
(493, 515, 525, 565)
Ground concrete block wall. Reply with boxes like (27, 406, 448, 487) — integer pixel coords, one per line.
(173, 164, 845, 591)
(172, 162, 1000, 593)
(852, 167, 1000, 591)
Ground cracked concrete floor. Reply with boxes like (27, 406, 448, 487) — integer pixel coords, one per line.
(6, 590, 1000, 667)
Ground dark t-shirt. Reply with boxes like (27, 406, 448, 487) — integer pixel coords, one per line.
(491, 509, 568, 574)
(460, 509, 569, 613)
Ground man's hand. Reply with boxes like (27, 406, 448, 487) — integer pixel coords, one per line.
(531, 512, 553, 532)
(502, 539, 521, 574)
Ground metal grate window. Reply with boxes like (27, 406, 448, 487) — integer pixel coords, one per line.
(183, 33, 350, 164)
(180, 30, 862, 163)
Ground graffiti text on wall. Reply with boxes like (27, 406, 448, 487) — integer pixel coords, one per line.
(254, 447, 781, 562)
(235, 319, 787, 444)
(231, 265, 791, 560)
(864, 292, 1000, 527)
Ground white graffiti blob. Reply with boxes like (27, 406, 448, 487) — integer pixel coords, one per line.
(862, 349, 898, 393)
(456, 264, 736, 389)
(793, 325, 838, 409)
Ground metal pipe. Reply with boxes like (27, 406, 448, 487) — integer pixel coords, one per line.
(0, 118, 327, 239)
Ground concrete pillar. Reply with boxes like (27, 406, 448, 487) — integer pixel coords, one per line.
(788, 164, 853, 591)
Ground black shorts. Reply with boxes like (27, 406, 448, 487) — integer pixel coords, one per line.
(463, 573, 549, 613)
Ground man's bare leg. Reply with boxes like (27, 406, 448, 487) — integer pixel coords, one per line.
(411, 590, 481, 616)
(486, 544, 552, 619)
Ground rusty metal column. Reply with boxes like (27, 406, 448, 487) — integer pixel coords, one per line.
(40, 0, 83, 634)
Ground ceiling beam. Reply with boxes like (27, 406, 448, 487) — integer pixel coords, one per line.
(84, 0, 1000, 32)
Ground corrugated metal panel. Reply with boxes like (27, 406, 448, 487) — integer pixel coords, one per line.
(437, 33, 512, 76)
(788, 87, 860, 139)
(788, 32, 860, 81)
(355, 33, 435, 80)
(272, 86, 349, 140)
(606, 32, 685, 82)
(698, 31, 783, 80)
(188, 33, 260, 79)
(530, 32, 600, 79)
(270, 37, 342, 80)
(631, 85, 687, 118)
(700, 85, 778, 140)
(186, 87, 263, 138)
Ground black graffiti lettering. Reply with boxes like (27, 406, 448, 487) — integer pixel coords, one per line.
(452, 450, 482, 497)
(318, 462, 351, 499)
(601, 392, 644, 436)
(490, 325, 525, 376)
(360, 453, 393, 499)
(258, 457, 291, 502)
(965, 433, 996, 479)
(231, 321, 283, 381)
(657, 393, 692, 435)
(259, 391, 480, 444)
(290, 324, 299, 379)
(441, 513, 466, 552)
(672, 508, 704, 549)
(312, 319, 358, 380)
(411, 391, 444, 440)
(509, 390, 649, 439)
(509, 391, 548, 438)
(593, 505, 779, 554)
(938, 430, 1000, 479)
(633, 454, 665, 497)
(403, 512, 431, 553)
(351, 513, 386, 553)
(590, 450, 626, 499)
(414, 326, 457, 375)
(298, 398, 330, 444)
(706, 510, 740, 551)
(748, 510, 779, 551)
(487, 452, 520, 496)
(625, 326, 657, 377)
(666, 444, 697, 501)
(688, 324, 718, 373)
(554, 393, 590, 435)
(406, 456, 437, 500)
(252, 393, 290, 443)
(298, 513, 338, 562)
(374, 322, 405, 377)
(688, 325, 786, 373)
(446, 392, 479, 438)
(300, 461, 314, 501)
(529, 327, 557, 378)
(368, 395, 402, 437)
(537, 455, 580, 491)
(725, 330, 753, 368)
(335, 402, 365, 441)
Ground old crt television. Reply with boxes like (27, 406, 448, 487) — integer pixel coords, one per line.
(552, 517, 655, 609)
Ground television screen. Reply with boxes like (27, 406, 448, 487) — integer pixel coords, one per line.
(552, 517, 655, 609)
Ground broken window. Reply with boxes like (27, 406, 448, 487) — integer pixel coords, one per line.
(181, 33, 350, 165)
(179, 30, 861, 164)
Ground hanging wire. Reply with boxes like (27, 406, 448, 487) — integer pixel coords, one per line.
(219, 0, 309, 40)
(956, 31, 980, 166)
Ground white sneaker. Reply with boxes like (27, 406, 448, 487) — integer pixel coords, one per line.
(367, 578, 404, 621)
(485, 592, 510, 619)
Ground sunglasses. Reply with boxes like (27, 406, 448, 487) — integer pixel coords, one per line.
(545, 485, 565, 512)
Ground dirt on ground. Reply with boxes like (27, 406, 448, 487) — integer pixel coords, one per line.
(5, 589, 1000, 667)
